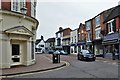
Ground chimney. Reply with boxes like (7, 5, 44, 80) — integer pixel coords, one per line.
(59, 27, 63, 31)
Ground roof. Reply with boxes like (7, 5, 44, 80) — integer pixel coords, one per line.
(46, 38, 55, 43)
(55, 28, 71, 34)
(104, 5, 120, 23)
(85, 6, 114, 23)
(35, 39, 42, 45)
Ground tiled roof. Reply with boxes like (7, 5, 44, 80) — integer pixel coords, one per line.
(104, 5, 120, 23)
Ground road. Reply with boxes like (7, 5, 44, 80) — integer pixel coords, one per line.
(16, 54, 119, 78)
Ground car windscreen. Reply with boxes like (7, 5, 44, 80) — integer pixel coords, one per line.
(82, 50, 92, 54)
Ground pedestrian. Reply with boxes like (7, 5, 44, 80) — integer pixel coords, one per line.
(112, 49, 115, 60)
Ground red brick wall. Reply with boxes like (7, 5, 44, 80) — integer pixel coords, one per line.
(1, 0, 11, 11)
(63, 28, 71, 37)
(116, 17, 119, 32)
(26, 0, 31, 17)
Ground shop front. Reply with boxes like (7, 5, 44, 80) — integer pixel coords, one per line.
(102, 33, 119, 60)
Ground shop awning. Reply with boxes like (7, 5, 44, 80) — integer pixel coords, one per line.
(102, 33, 119, 45)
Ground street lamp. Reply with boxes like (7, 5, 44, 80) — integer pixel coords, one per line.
(20, 7, 27, 18)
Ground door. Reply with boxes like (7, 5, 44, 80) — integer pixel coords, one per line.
(11, 44, 21, 65)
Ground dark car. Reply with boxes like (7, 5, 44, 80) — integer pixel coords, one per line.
(77, 50, 96, 61)
(60, 50, 68, 55)
(48, 50, 54, 54)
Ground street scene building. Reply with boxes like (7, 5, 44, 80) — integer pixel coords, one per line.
(103, 5, 120, 60)
(70, 28, 78, 54)
(0, 0, 39, 68)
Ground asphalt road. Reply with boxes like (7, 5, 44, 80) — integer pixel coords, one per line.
(15, 54, 119, 78)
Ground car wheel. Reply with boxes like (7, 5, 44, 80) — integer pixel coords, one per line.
(93, 58, 95, 61)
(77, 55, 80, 60)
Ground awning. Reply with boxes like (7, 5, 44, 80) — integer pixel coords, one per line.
(70, 43, 77, 46)
(77, 42, 86, 46)
(102, 33, 119, 45)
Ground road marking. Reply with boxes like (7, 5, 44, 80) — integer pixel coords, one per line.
(1, 58, 70, 78)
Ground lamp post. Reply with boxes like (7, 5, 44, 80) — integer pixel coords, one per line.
(20, 7, 27, 18)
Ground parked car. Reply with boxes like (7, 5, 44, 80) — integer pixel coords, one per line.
(77, 49, 96, 61)
(48, 50, 54, 54)
(60, 50, 68, 55)
(54, 50, 61, 54)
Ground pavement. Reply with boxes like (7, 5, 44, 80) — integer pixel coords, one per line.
(1, 54, 66, 77)
(1, 54, 120, 77)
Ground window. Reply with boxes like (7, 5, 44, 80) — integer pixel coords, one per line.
(0, 0, 1, 9)
(86, 21, 91, 30)
(107, 19, 116, 34)
(31, 0, 36, 17)
(82, 34, 84, 41)
(86, 31, 91, 42)
(75, 36, 76, 43)
(11, 0, 26, 12)
(95, 15, 100, 27)
(78, 33, 80, 41)
(95, 29, 101, 39)
(31, 41, 35, 59)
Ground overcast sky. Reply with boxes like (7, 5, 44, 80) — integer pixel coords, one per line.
(36, 0, 120, 40)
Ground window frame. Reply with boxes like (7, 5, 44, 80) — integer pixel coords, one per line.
(95, 15, 100, 27)
(107, 19, 115, 34)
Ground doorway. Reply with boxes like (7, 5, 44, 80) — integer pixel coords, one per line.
(11, 44, 21, 65)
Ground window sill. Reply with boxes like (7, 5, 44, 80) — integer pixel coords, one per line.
(108, 31, 114, 34)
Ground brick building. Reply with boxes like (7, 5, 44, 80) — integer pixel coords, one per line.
(78, 23, 86, 51)
(62, 28, 71, 54)
(103, 5, 120, 60)
(0, 0, 39, 68)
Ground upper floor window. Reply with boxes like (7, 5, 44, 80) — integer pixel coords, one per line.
(86, 31, 91, 42)
(0, 0, 1, 9)
(106, 19, 116, 34)
(31, 0, 36, 17)
(11, 0, 26, 13)
(81, 34, 84, 41)
(86, 21, 91, 30)
(95, 28, 101, 39)
(95, 15, 100, 27)
(75, 36, 76, 43)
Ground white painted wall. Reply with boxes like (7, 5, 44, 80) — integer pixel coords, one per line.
(1, 11, 38, 68)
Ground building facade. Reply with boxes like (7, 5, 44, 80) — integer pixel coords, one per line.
(85, 20, 93, 52)
(35, 36, 45, 54)
(103, 5, 120, 60)
(45, 37, 55, 51)
(62, 28, 71, 54)
(0, 0, 39, 68)
(78, 23, 86, 51)
(70, 28, 78, 54)
(55, 27, 63, 50)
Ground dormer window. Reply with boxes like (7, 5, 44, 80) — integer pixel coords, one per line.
(106, 19, 116, 34)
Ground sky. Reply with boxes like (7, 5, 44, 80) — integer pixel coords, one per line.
(36, 0, 120, 40)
